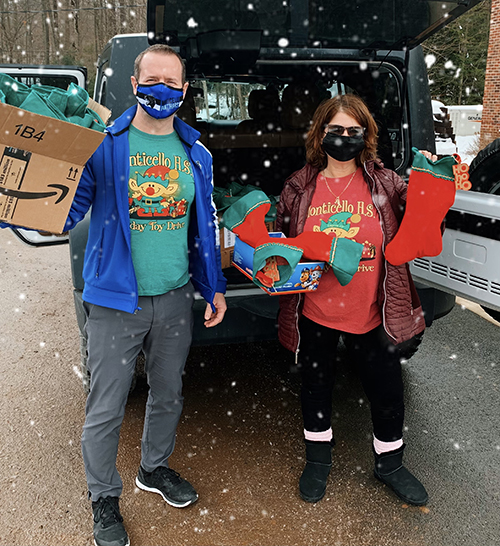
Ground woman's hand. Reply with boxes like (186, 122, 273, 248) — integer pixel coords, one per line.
(419, 150, 438, 162)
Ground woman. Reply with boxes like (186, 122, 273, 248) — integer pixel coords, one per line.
(276, 94, 430, 506)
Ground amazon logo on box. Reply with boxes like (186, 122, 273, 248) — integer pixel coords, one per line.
(0, 102, 106, 234)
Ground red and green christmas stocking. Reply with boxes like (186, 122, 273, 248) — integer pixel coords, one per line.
(222, 190, 363, 287)
(385, 148, 469, 267)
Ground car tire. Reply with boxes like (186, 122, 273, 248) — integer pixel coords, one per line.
(468, 139, 500, 322)
(469, 137, 500, 194)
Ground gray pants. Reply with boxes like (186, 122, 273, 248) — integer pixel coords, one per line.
(81, 282, 194, 501)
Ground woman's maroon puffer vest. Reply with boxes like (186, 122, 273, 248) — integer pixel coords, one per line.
(276, 161, 425, 354)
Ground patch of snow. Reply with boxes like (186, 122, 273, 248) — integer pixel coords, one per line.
(436, 134, 478, 164)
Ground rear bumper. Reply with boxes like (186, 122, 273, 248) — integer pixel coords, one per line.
(192, 292, 279, 345)
(73, 283, 454, 348)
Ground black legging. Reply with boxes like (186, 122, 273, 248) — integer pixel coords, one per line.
(298, 315, 404, 442)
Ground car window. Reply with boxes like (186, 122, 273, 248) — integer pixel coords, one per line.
(192, 81, 266, 122)
(8, 74, 80, 90)
(190, 61, 403, 181)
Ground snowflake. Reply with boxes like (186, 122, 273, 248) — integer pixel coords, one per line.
(425, 54, 436, 69)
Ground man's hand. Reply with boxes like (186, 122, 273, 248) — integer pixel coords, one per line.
(204, 292, 227, 328)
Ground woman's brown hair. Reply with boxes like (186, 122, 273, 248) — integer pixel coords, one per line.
(305, 94, 379, 169)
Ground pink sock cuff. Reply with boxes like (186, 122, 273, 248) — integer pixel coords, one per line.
(373, 435, 403, 454)
(304, 428, 333, 442)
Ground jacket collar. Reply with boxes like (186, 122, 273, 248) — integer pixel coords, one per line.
(363, 159, 385, 176)
(288, 163, 320, 192)
(106, 104, 201, 146)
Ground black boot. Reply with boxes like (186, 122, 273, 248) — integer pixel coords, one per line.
(299, 439, 334, 503)
(373, 444, 428, 506)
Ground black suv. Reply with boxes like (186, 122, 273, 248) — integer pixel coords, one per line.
(13, 0, 479, 386)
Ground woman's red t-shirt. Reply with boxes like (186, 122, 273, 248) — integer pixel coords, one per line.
(302, 168, 384, 333)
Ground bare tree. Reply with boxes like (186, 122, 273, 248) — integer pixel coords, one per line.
(0, 0, 147, 79)
(0, 0, 33, 63)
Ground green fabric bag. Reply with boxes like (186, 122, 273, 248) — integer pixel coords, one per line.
(19, 89, 68, 121)
(69, 109, 106, 130)
(0, 73, 30, 107)
(47, 88, 69, 115)
(0, 73, 106, 132)
(65, 82, 89, 118)
(86, 108, 106, 131)
(29, 84, 56, 96)
(67, 112, 92, 128)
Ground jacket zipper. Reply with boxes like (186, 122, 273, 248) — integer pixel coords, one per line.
(289, 172, 313, 361)
(95, 233, 104, 278)
(294, 293, 302, 364)
(363, 163, 396, 343)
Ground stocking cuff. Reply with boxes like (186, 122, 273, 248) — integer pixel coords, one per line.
(253, 241, 304, 288)
(411, 147, 457, 180)
(221, 190, 271, 231)
(328, 237, 364, 286)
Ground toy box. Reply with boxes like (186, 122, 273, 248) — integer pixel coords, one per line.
(219, 219, 275, 269)
(232, 232, 325, 294)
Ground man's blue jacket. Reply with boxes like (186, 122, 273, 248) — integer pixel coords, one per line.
(64, 105, 227, 314)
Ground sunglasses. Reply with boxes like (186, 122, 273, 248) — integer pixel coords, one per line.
(325, 124, 366, 138)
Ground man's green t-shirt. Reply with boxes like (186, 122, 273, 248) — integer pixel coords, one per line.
(128, 125, 195, 296)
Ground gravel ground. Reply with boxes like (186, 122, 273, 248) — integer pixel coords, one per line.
(1, 228, 499, 546)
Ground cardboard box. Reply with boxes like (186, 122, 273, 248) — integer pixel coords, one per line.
(218, 218, 275, 270)
(232, 232, 325, 295)
(219, 226, 236, 269)
(0, 102, 107, 233)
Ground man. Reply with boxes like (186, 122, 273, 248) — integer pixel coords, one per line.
(64, 44, 227, 546)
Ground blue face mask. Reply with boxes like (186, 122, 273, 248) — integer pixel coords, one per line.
(135, 82, 184, 119)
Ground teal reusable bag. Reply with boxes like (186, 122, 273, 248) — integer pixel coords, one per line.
(65, 82, 89, 118)
(0, 73, 30, 107)
(46, 87, 69, 115)
(68, 112, 93, 128)
(19, 89, 68, 121)
(87, 108, 106, 132)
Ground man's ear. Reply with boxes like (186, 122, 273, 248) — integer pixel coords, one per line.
(131, 76, 138, 95)
(182, 81, 189, 98)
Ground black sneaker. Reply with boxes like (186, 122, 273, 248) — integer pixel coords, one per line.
(91, 496, 130, 546)
(135, 466, 198, 508)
